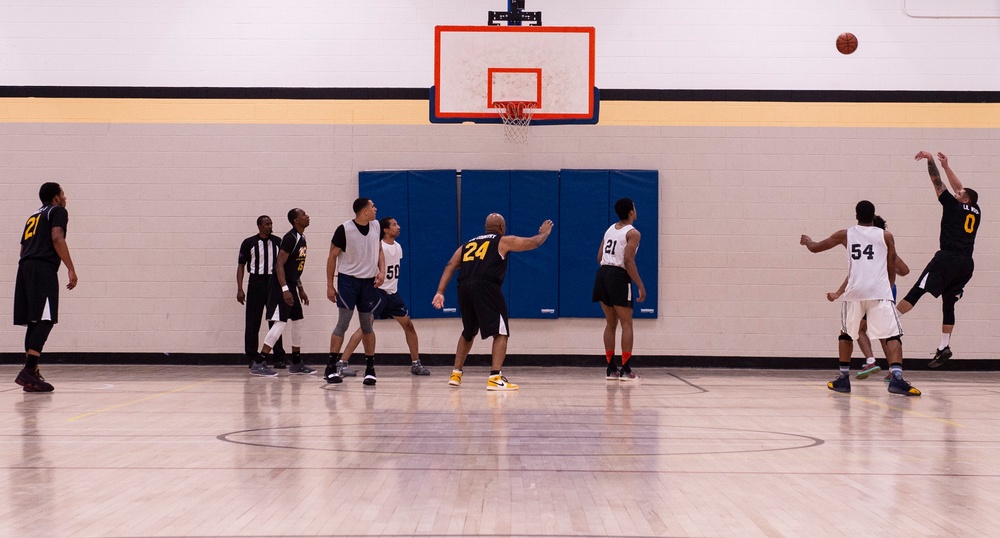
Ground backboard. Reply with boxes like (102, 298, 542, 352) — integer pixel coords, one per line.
(430, 25, 598, 125)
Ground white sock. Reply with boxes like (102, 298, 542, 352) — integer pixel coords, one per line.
(940, 333, 951, 350)
(865, 357, 876, 364)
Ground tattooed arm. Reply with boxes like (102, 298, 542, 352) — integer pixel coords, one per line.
(915, 151, 947, 197)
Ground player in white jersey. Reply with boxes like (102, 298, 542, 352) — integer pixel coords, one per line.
(339, 217, 429, 375)
(801, 200, 920, 396)
(591, 198, 646, 380)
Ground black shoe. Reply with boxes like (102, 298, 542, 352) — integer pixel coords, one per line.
(606, 365, 620, 380)
(324, 363, 342, 384)
(887, 375, 921, 396)
(15, 368, 54, 392)
(928, 346, 953, 368)
(363, 367, 377, 386)
(827, 374, 851, 393)
(272, 358, 287, 369)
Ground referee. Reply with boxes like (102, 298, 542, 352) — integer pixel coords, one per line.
(237, 215, 286, 368)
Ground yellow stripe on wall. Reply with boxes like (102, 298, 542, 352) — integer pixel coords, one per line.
(2, 97, 999, 128)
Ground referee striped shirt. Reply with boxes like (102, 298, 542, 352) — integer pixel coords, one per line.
(238, 235, 280, 276)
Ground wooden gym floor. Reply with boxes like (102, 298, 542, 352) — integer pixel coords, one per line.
(1, 365, 998, 537)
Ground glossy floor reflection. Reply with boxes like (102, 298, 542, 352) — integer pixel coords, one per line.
(2, 365, 998, 537)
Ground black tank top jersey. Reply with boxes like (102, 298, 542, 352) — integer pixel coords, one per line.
(279, 229, 307, 284)
(457, 233, 507, 285)
(938, 191, 980, 256)
(20, 205, 68, 267)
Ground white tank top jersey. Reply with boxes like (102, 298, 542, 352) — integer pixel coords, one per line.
(380, 240, 402, 294)
(841, 225, 894, 302)
(600, 223, 635, 267)
(338, 219, 382, 278)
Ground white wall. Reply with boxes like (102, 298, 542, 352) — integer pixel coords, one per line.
(2, 0, 999, 90)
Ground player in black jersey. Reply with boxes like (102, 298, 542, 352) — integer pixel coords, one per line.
(253, 208, 315, 376)
(13, 182, 78, 392)
(899, 152, 981, 368)
(432, 213, 553, 391)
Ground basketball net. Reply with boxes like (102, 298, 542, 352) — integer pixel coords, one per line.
(494, 101, 536, 144)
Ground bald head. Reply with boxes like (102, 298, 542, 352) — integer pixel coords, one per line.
(485, 213, 506, 235)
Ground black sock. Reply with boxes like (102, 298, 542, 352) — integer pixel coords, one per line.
(292, 351, 301, 365)
(490, 370, 500, 376)
(365, 356, 375, 369)
(329, 353, 340, 366)
(25, 354, 39, 371)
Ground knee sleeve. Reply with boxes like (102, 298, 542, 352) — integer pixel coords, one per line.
(902, 286, 927, 308)
(942, 294, 959, 326)
(285, 319, 302, 348)
(884, 334, 902, 345)
(838, 333, 853, 342)
(358, 312, 375, 334)
(25, 321, 54, 353)
(263, 321, 286, 348)
(332, 308, 355, 337)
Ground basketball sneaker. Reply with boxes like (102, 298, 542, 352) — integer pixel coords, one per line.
(15, 368, 54, 392)
(272, 357, 287, 369)
(606, 365, 620, 380)
(887, 375, 921, 396)
(410, 361, 430, 375)
(449, 370, 463, 387)
(884, 373, 892, 384)
(928, 346, 953, 368)
(337, 360, 358, 377)
(619, 366, 638, 381)
(324, 363, 343, 384)
(487, 373, 518, 391)
(288, 363, 315, 375)
(827, 374, 851, 393)
(363, 367, 377, 386)
(855, 361, 881, 380)
(249, 362, 278, 377)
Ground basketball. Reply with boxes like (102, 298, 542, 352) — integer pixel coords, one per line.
(836, 32, 858, 55)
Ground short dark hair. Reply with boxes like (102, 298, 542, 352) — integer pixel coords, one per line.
(872, 215, 886, 230)
(256, 215, 270, 226)
(353, 197, 371, 214)
(614, 198, 634, 220)
(39, 182, 61, 204)
(287, 208, 301, 225)
(965, 188, 978, 206)
(855, 200, 875, 223)
(378, 216, 394, 240)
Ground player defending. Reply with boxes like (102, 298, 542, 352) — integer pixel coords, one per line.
(432, 214, 554, 391)
(593, 198, 646, 380)
(338, 217, 430, 375)
(14, 182, 78, 392)
(898, 152, 980, 368)
(801, 200, 920, 396)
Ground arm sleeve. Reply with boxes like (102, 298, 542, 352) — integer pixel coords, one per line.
(331, 225, 346, 251)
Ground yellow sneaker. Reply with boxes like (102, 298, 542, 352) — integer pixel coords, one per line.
(487, 373, 518, 391)
(448, 369, 463, 387)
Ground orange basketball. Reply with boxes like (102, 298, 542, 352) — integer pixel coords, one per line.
(836, 32, 858, 55)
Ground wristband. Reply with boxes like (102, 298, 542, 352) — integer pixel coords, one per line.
(281, 285, 290, 292)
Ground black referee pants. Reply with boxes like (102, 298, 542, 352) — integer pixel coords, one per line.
(245, 275, 285, 362)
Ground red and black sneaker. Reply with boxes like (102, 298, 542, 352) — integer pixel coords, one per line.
(15, 368, 54, 393)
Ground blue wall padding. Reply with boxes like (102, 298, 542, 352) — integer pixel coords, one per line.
(406, 170, 460, 318)
(558, 170, 610, 318)
(459, 170, 512, 300)
(359, 171, 411, 310)
(509, 170, 560, 318)
(610, 170, 659, 318)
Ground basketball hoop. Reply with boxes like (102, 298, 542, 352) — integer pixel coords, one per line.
(494, 101, 536, 144)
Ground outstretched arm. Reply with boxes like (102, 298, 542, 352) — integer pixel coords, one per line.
(432, 247, 463, 309)
(915, 151, 947, 197)
(937, 152, 965, 194)
(498, 219, 554, 255)
(800, 230, 847, 253)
